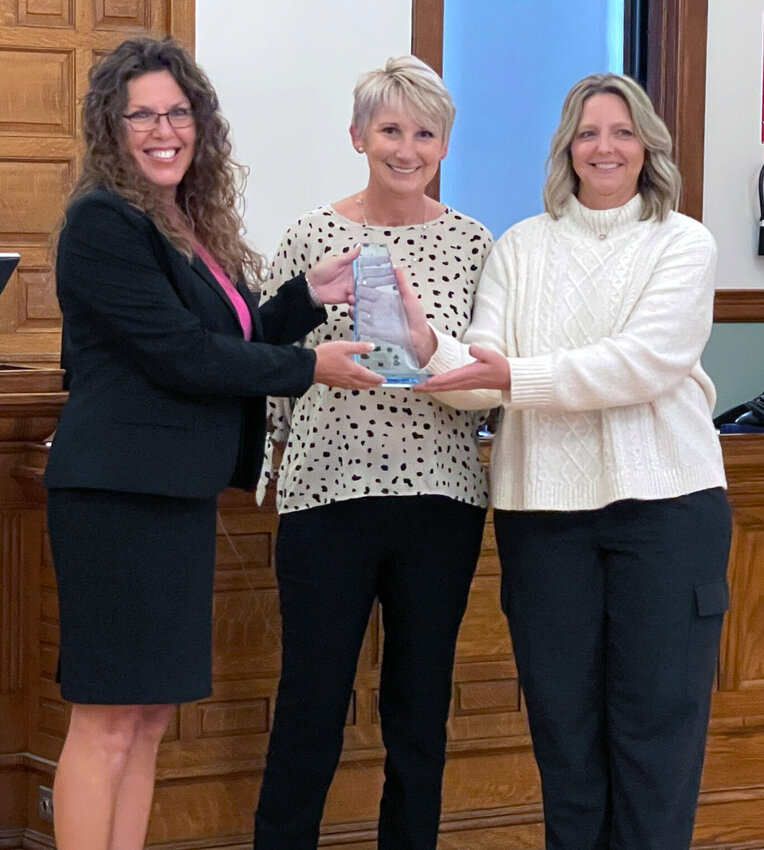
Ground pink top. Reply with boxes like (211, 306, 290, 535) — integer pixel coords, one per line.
(194, 243, 253, 340)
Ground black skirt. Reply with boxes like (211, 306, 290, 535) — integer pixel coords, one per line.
(47, 487, 217, 704)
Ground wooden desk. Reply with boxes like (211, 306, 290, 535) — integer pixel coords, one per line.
(1, 420, 763, 849)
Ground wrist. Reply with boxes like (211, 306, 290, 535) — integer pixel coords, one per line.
(416, 325, 438, 367)
(304, 273, 323, 306)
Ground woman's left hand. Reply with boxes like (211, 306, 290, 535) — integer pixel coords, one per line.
(306, 245, 361, 304)
(415, 345, 511, 392)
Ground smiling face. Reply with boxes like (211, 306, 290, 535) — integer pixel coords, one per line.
(352, 104, 448, 199)
(570, 92, 645, 210)
(123, 69, 196, 203)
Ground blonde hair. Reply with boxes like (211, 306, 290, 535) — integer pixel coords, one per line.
(57, 37, 264, 282)
(543, 72, 681, 222)
(352, 55, 455, 142)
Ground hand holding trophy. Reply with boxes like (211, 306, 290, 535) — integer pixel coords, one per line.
(352, 243, 433, 386)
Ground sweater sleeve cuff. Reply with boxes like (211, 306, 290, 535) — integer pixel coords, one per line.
(424, 326, 504, 411)
(424, 326, 469, 374)
(507, 356, 555, 407)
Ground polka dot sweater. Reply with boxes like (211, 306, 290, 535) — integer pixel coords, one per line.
(260, 203, 493, 514)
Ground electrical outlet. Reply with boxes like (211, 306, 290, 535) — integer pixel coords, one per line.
(38, 785, 53, 822)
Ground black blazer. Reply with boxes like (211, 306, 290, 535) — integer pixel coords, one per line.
(44, 188, 325, 498)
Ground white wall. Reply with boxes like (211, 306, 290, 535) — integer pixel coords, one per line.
(704, 0, 764, 289)
(195, 0, 411, 259)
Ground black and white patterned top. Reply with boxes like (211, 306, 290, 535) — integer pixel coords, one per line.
(260, 203, 493, 514)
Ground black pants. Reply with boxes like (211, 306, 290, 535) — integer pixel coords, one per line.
(494, 488, 731, 850)
(253, 495, 486, 850)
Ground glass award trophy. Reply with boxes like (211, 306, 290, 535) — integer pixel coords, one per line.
(352, 243, 430, 386)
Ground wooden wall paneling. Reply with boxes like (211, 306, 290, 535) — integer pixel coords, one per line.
(0, 434, 57, 845)
(1, 512, 25, 697)
(94, 0, 150, 32)
(691, 435, 764, 848)
(0, 48, 74, 136)
(6, 428, 764, 850)
(0, 508, 29, 841)
(18, 0, 75, 29)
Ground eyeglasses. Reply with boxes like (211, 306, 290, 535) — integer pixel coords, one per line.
(122, 107, 194, 131)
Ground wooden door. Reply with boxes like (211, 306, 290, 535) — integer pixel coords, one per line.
(0, 0, 194, 367)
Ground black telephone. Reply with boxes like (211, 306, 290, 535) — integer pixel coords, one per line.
(713, 389, 764, 431)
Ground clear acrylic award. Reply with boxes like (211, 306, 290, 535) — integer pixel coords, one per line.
(352, 243, 430, 386)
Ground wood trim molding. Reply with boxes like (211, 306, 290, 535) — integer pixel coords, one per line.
(714, 290, 764, 322)
(0, 513, 23, 693)
(411, 0, 444, 199)
(411, 0, 444, 75)
(169, 0, 196, 54)
(646, 0, 708, 222)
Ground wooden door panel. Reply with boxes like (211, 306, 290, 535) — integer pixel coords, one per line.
(94, 0, 150, 31)
(0, 48, 74, 135)
(721, 507, 764, 692)
(18, 0, 75, 29)
(0, 158, 74, 241)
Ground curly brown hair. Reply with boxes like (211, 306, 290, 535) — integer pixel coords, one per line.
(62, 36, 264, 282)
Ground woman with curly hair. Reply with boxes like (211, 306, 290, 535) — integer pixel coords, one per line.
(44, 36, 381, 850)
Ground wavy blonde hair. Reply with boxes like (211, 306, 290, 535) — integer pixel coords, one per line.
(58, 37, 264, 282)
(543, 73, 681, 222)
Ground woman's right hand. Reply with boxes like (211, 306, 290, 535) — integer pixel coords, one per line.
(313, 341, 385, 389)
(414, 345, 511, 393)
(393, 268, 437, 366)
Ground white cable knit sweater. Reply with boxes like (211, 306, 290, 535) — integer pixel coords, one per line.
(427, 194, 727, 511)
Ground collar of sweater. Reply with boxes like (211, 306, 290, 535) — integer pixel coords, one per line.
(565, 193, 644, 240)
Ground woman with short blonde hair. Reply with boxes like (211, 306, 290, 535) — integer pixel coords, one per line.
(253, 55, 491, 849)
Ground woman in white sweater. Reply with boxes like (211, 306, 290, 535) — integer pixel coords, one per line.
(409, 73, 731, 849)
